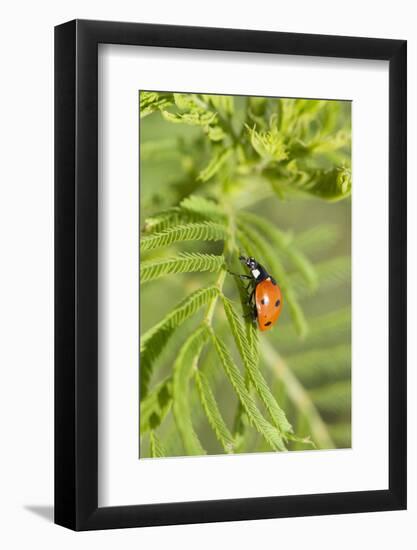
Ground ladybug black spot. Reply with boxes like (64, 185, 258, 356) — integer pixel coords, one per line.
(261, 298, 266, 305)
(275, 299, 280, 307)
(264, 321, 272, 327)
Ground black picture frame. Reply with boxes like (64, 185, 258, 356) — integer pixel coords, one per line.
(55, 19, 407, 531)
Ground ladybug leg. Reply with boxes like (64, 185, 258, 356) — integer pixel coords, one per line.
(242, 287, 257, 323)
(247, 288, 255, 304)
(227, 270, 252, 281)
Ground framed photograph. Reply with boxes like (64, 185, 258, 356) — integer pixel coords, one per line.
(55, 19, 406, 530)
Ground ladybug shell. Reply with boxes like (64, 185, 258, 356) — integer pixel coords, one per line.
(255, 277, 283, 331)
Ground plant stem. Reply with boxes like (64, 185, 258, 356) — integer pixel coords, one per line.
(203, 268, 226, 326)
(261, 339, 335, 449)
(203, 205, 237, 327)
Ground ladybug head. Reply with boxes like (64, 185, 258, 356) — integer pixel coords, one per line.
(239, 255, 258, 270)
(239, 255, 269, 281)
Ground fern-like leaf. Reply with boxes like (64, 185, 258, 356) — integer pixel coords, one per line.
(140, 91, 173, 118)
(149, 430, 167, 458)
(140, 222, 228, 252)
(222, 297, 293, 434)
(198, 149, 232, 182)
(180, 196, 227, 222)
(231, 271, 260, 368)
(140, 253, 225, 284)
(140, 377, 172, 433)
(142, 207, 204, 234)
(142, 205, 221, 234)
(210, 330, 287, 451)
(140, 286, 219, 397)
(173, 326, 208, 456)
(246, 319, 259, 368)
(247, 123, 288, 162)
(195, 370, 235, 453)
(161, 109, 217, 127)
(295, 166, 351, 201)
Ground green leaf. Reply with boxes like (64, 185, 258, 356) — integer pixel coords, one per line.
(140, 377, 172, 433)
(173, 326, 208, 455)
(140, 91, 172, 118)
(246, 318, 259, 368)
(161, 109, 217, 127)
(140, 222, 228, 252)
(140, 253, 225, 284)
(247, 122, 288, 162)
(207, 126, 226, 142)
(222, 296, 293, 435)
(173, 93, 204, 111)
(201, 94, 234, 117)
(198, 149, 232, 182)
(142, 207, 206, 234)
(195, 370, 235, 453)
(140, 286, 219, 397)
(180, 195, 227, 222)
(210, 330, 287, 451)
(294, 166, 351, 201)
(149, 430, 167, 457)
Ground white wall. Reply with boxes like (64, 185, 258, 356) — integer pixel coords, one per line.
(0, 1, 415, 547)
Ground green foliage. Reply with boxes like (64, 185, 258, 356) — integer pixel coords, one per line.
(210, 330, 287, 451)
(140, 92, 173, 118)
(139, 91, 352, 456)
(180, 195, 227, 222)
(198, 149, 232, 182)
(149, 430, 167, 458)
(291, 166, 352, 201)
(247, 120, 288, 162)
(140, 377, 172, 433)
(172, 326, 208, 456)
(140, 253, 225, 283)
(140, 222, 228, 252)
(140, 286, 219, 397)
(222, 297, 292, 435)
(195, 370, 235, 453)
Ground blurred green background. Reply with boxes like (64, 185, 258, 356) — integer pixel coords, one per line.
(139, 93, 351, 457)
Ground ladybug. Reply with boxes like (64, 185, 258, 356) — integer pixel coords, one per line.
(231, 255, 283, 332)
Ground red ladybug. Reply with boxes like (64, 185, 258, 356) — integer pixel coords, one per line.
(232, 255, 283, 331)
